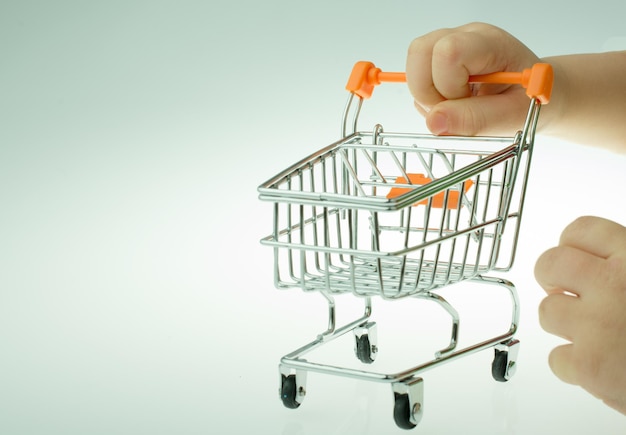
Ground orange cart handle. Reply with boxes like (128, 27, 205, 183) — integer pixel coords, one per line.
(345, 61, 553, 104)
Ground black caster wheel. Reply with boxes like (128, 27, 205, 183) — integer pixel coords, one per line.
(392, 377, 423, 430)
(279, 367, 306, 409)
(354, 322, 378, 364)
(355, 334, 375, 364)
(492, 349, 509, 382)
(393, 393, 417, 430)
(492, 339, 520, 382)
(280, 374, 301, 409)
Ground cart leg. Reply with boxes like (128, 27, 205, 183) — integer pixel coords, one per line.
(418, 292, 459, 358)
(392, 377, 424, 430)
(319, 292, 373, 336)
(470, 275, 520, 336)
(279, 365, 307, 409)
(470, 276, 521, 382)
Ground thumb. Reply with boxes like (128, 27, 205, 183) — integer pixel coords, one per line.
(424, 92, 529, 136)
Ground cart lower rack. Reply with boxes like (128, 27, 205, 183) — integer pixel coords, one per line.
(258, 61, 552, 429)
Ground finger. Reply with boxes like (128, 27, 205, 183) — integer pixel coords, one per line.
(424, 91, 529, 136)
(406, 26, 504, 110)
(548, 343, 580, 386)
(560, 216, 626, 259)
(406, 28, 455, 109)
(538, 293, 580, 341)
(534, 245, 607, 298)
(430, 30, 505, 101)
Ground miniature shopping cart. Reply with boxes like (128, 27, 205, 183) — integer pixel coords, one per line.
(258, 61, 553, 429)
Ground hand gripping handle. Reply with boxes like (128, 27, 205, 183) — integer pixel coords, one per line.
(345, 61, 553, 104)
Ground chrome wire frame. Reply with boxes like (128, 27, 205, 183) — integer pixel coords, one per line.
(260, 91, 542, 425)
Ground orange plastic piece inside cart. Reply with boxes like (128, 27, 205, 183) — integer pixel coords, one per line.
(387, 174, 474, 209)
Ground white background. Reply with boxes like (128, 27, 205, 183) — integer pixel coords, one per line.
(1, 1, 626, 434)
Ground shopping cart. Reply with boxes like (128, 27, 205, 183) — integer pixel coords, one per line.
(258, 60, 553, 429)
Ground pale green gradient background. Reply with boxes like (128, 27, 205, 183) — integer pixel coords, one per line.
(1, 1, 625, 434)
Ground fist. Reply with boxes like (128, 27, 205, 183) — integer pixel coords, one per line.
(406, 22, 540, 136)
(535, 215, 626, 413)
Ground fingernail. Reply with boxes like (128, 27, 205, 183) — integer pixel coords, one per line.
(428, 112, 448, 135)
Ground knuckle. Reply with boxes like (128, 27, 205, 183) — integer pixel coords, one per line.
(407, 36, 428, 55)
(534, 247, 559, 284)
(537, 295, 553, 318)
(547, 347, 568, 379)
(463, 21, 495, 32)
(560, 215, 606, 245)
(537, 294, 570, 338)
(432, 34, 465, 65)
(537, 297, 552, 329)
(408, 27, 454, 55)
(465, 22, 505, 41)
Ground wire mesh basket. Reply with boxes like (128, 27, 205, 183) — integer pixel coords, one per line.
(260, 128, 535, 299)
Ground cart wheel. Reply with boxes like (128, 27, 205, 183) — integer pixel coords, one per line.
(391, 377, 423, 430)
(280, 374, 301, 409)
(491, 339, 520, 382)
(355, 334, 375, 364)
(393, 393, 417, 430)
(492, 350, 509, 382)
(354, 322, 378, 364)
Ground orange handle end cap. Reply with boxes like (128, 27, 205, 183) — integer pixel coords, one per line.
(346, 61, 381, 99)
(526, 63, 553, 104)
